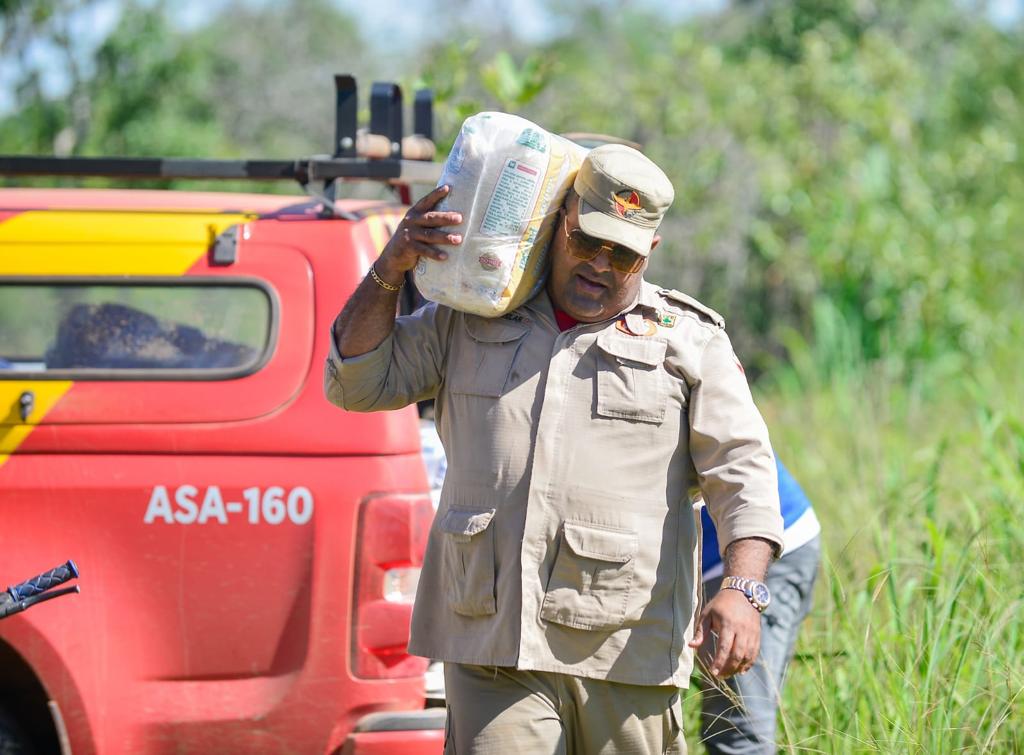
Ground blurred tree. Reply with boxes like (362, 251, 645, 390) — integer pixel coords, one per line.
(0, 0, 105, 154)
(2, 0, 1021, 378)
(188, 0, 368, 157)
(82, 2, 230, 158)
(1, 0, 368, 160)
(1, 0, 371, 196)
(480, 51, 553, 112)
(416, 41, 559, 154)
(722, 0, 874, 61)
(506, 0, 1024, 378)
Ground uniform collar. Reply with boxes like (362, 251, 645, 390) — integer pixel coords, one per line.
(523, 288, 557, 329)
(636, 279, 665, 317)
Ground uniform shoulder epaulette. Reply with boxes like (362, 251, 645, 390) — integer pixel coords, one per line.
(657, 288, 725, 329)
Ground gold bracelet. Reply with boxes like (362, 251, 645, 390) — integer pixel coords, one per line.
(369, 263, 402, 292)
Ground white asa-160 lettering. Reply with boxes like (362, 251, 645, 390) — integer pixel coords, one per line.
(144, 485, 314, 525)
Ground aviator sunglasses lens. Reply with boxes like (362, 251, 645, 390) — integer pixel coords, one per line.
(610, 248, 644, 274)
(567, 229, 643, 273)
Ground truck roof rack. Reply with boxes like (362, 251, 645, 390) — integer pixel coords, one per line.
(0, 74, 443, 205)
(0, 154, 441, 185)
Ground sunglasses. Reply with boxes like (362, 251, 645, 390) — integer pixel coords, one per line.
(561, 215, 646, 274)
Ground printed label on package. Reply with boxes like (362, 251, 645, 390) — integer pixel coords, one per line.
(480, 159, 541, 238)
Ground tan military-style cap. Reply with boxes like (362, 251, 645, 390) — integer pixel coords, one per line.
(573, 144, 675, 257)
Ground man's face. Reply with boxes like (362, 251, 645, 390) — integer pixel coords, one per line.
(545, 197, 648, 323)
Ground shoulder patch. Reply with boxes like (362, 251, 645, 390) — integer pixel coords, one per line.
(656, 311, 678, 329)
(657, 288, 725, 328)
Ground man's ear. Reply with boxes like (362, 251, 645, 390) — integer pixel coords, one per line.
(650, 234, 662, 252)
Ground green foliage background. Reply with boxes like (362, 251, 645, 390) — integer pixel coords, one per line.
(2, 0, 1022, 750)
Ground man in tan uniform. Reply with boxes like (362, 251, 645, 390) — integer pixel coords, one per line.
(325, 145, 784, 754)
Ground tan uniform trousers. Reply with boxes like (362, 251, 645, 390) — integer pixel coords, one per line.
(444, 663, 686, 755)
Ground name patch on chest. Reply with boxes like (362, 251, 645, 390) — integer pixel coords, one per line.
(616, 317, 658, 337)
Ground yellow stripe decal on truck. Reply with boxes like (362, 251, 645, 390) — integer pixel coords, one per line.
(0, 381, 73, 469)
(0, 209, 250, 467)
(0, 211, 249, 276)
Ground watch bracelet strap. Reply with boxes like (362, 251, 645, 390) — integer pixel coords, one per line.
(721, 576, 766, 613)
(721, 576, 753, 592)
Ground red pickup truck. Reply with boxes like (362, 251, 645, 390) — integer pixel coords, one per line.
(0, 76, 446, 754)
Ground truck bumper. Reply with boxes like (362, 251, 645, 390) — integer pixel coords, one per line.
(338, 709, 445, 755)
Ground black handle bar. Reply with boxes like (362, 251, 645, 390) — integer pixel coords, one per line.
(0, 560, 80, 620)
(6, 560, 78, 600)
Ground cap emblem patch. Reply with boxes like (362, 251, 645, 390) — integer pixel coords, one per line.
(612, 190, 643, 219)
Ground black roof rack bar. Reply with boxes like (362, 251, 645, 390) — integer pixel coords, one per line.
(413, 88, 434, 141)
(0, 155, 442, 184)
(370, 82, 403, 158)
(334, 74, 358, 158)
(306, 156, 440, 183)
(0, 156, 296, 180)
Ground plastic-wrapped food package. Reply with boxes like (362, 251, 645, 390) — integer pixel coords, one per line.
(414, 112, 588, 317)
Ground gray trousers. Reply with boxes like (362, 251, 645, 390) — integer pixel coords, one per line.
(698, 536, 820, 754)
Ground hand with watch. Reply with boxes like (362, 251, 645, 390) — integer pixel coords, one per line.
(689, 537, 776, 679)
(720, 575, 771, 613)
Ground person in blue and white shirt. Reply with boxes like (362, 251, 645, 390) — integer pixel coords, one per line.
(696, 458, 821, 754)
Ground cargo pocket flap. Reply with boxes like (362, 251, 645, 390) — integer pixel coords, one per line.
(439, 507, 496, 539)
(464, 317, 529, 344)
(562, 522, 637, 563)
(595, 332, 667, 366)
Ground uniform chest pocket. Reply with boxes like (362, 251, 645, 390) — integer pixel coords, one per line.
(447, 317, 529, 398)
(439, 506, 497, 617)
(540, 522, 639, 631)
(594, 333, 668, 424)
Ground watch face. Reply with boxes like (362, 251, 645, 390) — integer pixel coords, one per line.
(752, 583, 770, 606)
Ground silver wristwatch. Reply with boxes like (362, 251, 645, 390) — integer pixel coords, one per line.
(721, 576, 771, 613)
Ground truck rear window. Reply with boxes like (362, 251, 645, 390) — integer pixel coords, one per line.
(0, 279, 274, 378)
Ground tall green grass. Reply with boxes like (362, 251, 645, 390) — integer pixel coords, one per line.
(684, 314, 1024, 752)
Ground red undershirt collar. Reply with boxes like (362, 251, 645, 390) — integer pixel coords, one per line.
(553, 308, 578, 332)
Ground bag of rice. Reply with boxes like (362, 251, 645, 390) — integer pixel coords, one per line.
(414, 112, 588, 317)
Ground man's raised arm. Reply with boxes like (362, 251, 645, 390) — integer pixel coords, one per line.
(333, 184, 462, 357)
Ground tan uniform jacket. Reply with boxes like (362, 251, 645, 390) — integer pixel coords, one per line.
(324, 280, 783, 687)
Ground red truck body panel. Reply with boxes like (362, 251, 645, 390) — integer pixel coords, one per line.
(0, 188, 444, 754)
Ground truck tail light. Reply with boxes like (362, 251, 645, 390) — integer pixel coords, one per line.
(352, 494, 433, 679)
